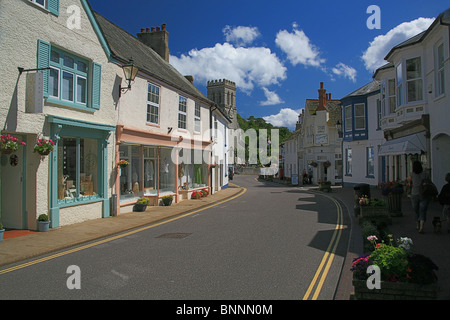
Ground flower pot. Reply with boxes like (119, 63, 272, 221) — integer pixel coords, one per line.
(133, 204, 147, 212)
(1, 149, 14, 155)
(388, 193, 402, 216)
(37, 150, 51, 156)
(38, 221, 50, 232)
(352, 279, 439, 300)
(162, 198, 173, 206)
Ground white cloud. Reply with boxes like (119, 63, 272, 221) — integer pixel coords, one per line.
(170, 43, 287, 93)
(263, 108, 301, 128)
(332, 62, 357, 83)
(223, 25, 261, 47)
(275, 23, 325, 68)
(362, 17, 434, 72)
(260, 88, 284, 106)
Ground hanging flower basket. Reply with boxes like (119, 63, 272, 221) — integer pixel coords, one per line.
(323, 160, 331, 168)
(118, 160, 130, 168)
(34, 138, 54, 156)
(1, 134, 26, 154)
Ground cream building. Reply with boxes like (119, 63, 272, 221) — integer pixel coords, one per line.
(0, 0, 117, 229)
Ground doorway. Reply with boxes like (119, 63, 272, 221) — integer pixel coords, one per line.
(1, 143, 26, 229)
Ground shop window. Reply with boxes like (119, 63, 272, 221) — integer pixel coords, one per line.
(159, 147, 175, 194)
(144, 147, 157, 196)
(58, 137, 99, 203)
(119, 145, 142, 202)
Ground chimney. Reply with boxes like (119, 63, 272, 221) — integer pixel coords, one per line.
(185, 75, 194, 83)
(137, 24, 170, 62)
(317, 82, 327, 110)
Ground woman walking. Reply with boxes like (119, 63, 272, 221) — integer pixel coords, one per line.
(408, 161, 432, 233)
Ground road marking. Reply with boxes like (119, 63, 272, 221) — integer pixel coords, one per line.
(302, 192, 344, 300)
(0, 187, 247, 275)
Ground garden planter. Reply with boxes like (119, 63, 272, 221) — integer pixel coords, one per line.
(352, 279, 439, 300)
(359, 206, 391, 224)
(388, 193, 402, 216)
(38, 221, 50, 232)
(133, 204, 147, 212)
(319, 184, 332, 192)
(162, 198, 173, 206)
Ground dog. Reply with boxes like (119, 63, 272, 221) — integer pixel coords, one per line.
(432, 217, 442, 234)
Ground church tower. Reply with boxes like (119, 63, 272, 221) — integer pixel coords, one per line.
(207, 79, 239, 130)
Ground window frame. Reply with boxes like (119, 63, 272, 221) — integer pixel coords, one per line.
(396, 63, 403, 107)
(194, 102, 201, 133)
(178, 96, 187, 129)
(366, 146, 375, 178)
(388, 78, 396, 114)
(49, 47, 89, 108)
(406, 56, 423, 103)
(344, 105, 352, 132)
(354, 103, 366, 130)
(436, 43, 445, 97)
(146, 83, 160, 125)
(345, 148, 352, 176)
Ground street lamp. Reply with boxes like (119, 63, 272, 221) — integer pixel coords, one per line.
(119, 58, 138, 97)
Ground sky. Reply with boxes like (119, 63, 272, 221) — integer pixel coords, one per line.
(90, 0, 448, 130)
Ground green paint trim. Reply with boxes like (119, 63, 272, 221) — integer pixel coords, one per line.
(80, 0, 116, 62)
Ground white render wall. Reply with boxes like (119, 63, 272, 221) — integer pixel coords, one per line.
(0, 0, 117, 228)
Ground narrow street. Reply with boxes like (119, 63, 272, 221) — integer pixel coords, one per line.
(0, 175, 350, 300)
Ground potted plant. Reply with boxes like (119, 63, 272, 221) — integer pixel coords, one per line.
(161, 195, 173, 206)
(191, 190, 202, 199)
(351, 234, 439, 300)
(358, 196, 390, 224)
(0, 221, 4, 242)
(133, 197, 149, 212)
(33, 138, 54, 155)
(118, 160, 130, 168)
(37, 214, 50, 232)
(379, 181, 404, 216)
(0, 134, 26, 154)
(318, 178, 332, 192)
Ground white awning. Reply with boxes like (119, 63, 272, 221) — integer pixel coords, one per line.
(378, 133, 427, 156)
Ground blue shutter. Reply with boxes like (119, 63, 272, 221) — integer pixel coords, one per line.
(47, 0, 59, 16)
(37, 40, 51, 98)
(91, 62, 102, 109)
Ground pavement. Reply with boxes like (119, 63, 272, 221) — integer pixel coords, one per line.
(1, 177, 449, 300)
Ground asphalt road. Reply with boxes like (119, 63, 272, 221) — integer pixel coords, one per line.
(0, 175, 350, 300)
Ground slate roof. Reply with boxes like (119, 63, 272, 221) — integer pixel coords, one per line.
(341, 80, 380, 100)
(92, 11, 213, 106)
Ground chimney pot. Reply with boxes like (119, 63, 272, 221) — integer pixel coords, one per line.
(162, 23, 166, 31)
(320, 82, 324, 89)
(141, 28, 145, 33)
(156, 27, 160, 31)
(151, 27, 155, 32)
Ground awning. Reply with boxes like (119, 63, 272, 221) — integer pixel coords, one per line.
(378, 133, 427, 156)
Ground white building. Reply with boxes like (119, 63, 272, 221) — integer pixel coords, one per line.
(374, 8, 450, 190)
(296, 82, 342, 185)
(94, 13, 216, 213)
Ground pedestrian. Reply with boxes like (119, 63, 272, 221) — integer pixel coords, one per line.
(407, 160, 432, 233)
(308, 167, 313, 184)
(438, 173, 450, 233)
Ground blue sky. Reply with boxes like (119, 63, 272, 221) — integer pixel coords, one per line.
(91, 0, 447, 130)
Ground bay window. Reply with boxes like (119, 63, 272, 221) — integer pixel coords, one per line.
(406, 57, 423, 102)
(396, 64, 403, 106)
(354, 103, 365, 130)
(388, 79, 396, 113)
(367, 147, 374, 177)
(344, 105, 352, 132)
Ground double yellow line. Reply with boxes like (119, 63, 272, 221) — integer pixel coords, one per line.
(302, 192, 344, 300)
(0, 186, 247, 275)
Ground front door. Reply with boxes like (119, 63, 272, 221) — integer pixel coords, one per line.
(1, 145, 25, 229)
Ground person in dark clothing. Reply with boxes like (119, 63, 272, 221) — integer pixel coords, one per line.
(438, 173, 450, 233)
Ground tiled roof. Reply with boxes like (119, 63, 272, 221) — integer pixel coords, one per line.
(93, 11, 213, 105)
